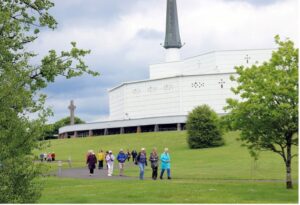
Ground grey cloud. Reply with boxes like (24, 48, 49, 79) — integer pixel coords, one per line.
(136, 29, 164, 39)
(50, 0, 139, 27)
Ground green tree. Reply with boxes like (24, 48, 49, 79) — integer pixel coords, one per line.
(0, 0, 99, 202)
(186, 105, 224, 149)
(43, 117, 85, 140)
(224, 36, 298, 189)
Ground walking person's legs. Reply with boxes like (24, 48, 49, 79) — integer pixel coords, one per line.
(119, 163, 124, 176)
(154, 167, 158, 180)
(110, 163, 114, 176)
(151, 168, 155, 179)
(167, 169, 171, 179)
(109, 164, 112, 176)
(107, 163, 112, 176)
(160, 169, 165, 179)
(139, 163, 145, 180)
(99, 160, 103, 169)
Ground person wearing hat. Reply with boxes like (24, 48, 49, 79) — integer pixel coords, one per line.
(117, 149, 127, 176)
(136, 148, 147, 180)
(86, 150, 97, 176)
(106, 150, 115, 176)
(160, 148, 171, 180)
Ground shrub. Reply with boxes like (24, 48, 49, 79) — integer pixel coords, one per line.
(186, 105, 224, 149)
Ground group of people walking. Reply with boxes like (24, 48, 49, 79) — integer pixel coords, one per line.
(86, 148, 172, 180)
(39, 152, 56, 162)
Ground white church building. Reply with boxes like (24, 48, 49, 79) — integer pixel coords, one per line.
(59, 0, 273, 138)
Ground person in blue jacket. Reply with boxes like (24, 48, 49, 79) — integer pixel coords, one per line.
(136, 148, 147, 180)
(117, 149, 127, 176)
(160, 148, 171, 180)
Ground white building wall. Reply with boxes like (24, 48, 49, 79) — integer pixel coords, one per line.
(215, 49, 274, 73)
(150, 49, 274, 79)
(109, 73, 238, 120)
(149, 61, 184, 79)
(179, 74, 238, 115)
(109, 49, 273, 120)
(109, 86, 125, 120)
(123, 78, 180, 119)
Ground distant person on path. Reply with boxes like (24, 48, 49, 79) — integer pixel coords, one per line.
(51, 152, 55, 161)
(105, 151, 109, 169)
(106, 150, 115, 177)
(117, 149, 127, 176)
(160, 148, 171, 180)
(97, 150, 105, 170)
(136, 148, 147, 180)
(126, 149, 131, 162)
(39, 153, 44, 162)
(47, 153, 52, 162)
(86, 151, 97, 176)
(149, 148, 159, 180)
(131, 150, 137, 162)
(43, 153, 47, 161)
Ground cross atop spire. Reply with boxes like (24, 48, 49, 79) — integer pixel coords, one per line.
(164, 0, 182, 49)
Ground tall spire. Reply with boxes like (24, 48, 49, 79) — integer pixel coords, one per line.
(164, 0, 182, 49)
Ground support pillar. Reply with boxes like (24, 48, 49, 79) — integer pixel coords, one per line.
(154, 124, 159, 132)
(104, 128, 108, 135)
(74, 131, 78, 138)
(120, 127, 124, 134)
(89, 130, 93, 137)
(64, 133, 68, 139)
(177, 123, 181, 131)
(137, 126, 141, 133)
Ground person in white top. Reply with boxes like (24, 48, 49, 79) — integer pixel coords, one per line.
(106, 150, 115, 176)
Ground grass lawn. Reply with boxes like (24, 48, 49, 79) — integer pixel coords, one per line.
(39, 178, 298, 203)
(38, 131, 298, 203)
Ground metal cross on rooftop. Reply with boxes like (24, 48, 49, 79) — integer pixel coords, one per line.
(68, 100, 76, 125)
(245, 54, 251, 64)
(219, 79, 225, 88)
(197, 60, 201, 68)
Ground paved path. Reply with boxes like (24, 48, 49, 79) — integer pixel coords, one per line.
(48, 161, 296, 183)
(52, 168, 294, 183)
(55, 167, 136, 180)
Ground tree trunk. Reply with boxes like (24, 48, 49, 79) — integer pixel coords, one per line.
(286, 134, 293, 189)
(286, 160, 292, 189)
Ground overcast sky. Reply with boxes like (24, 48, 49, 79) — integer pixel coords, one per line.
(30, 0, 298, 123)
